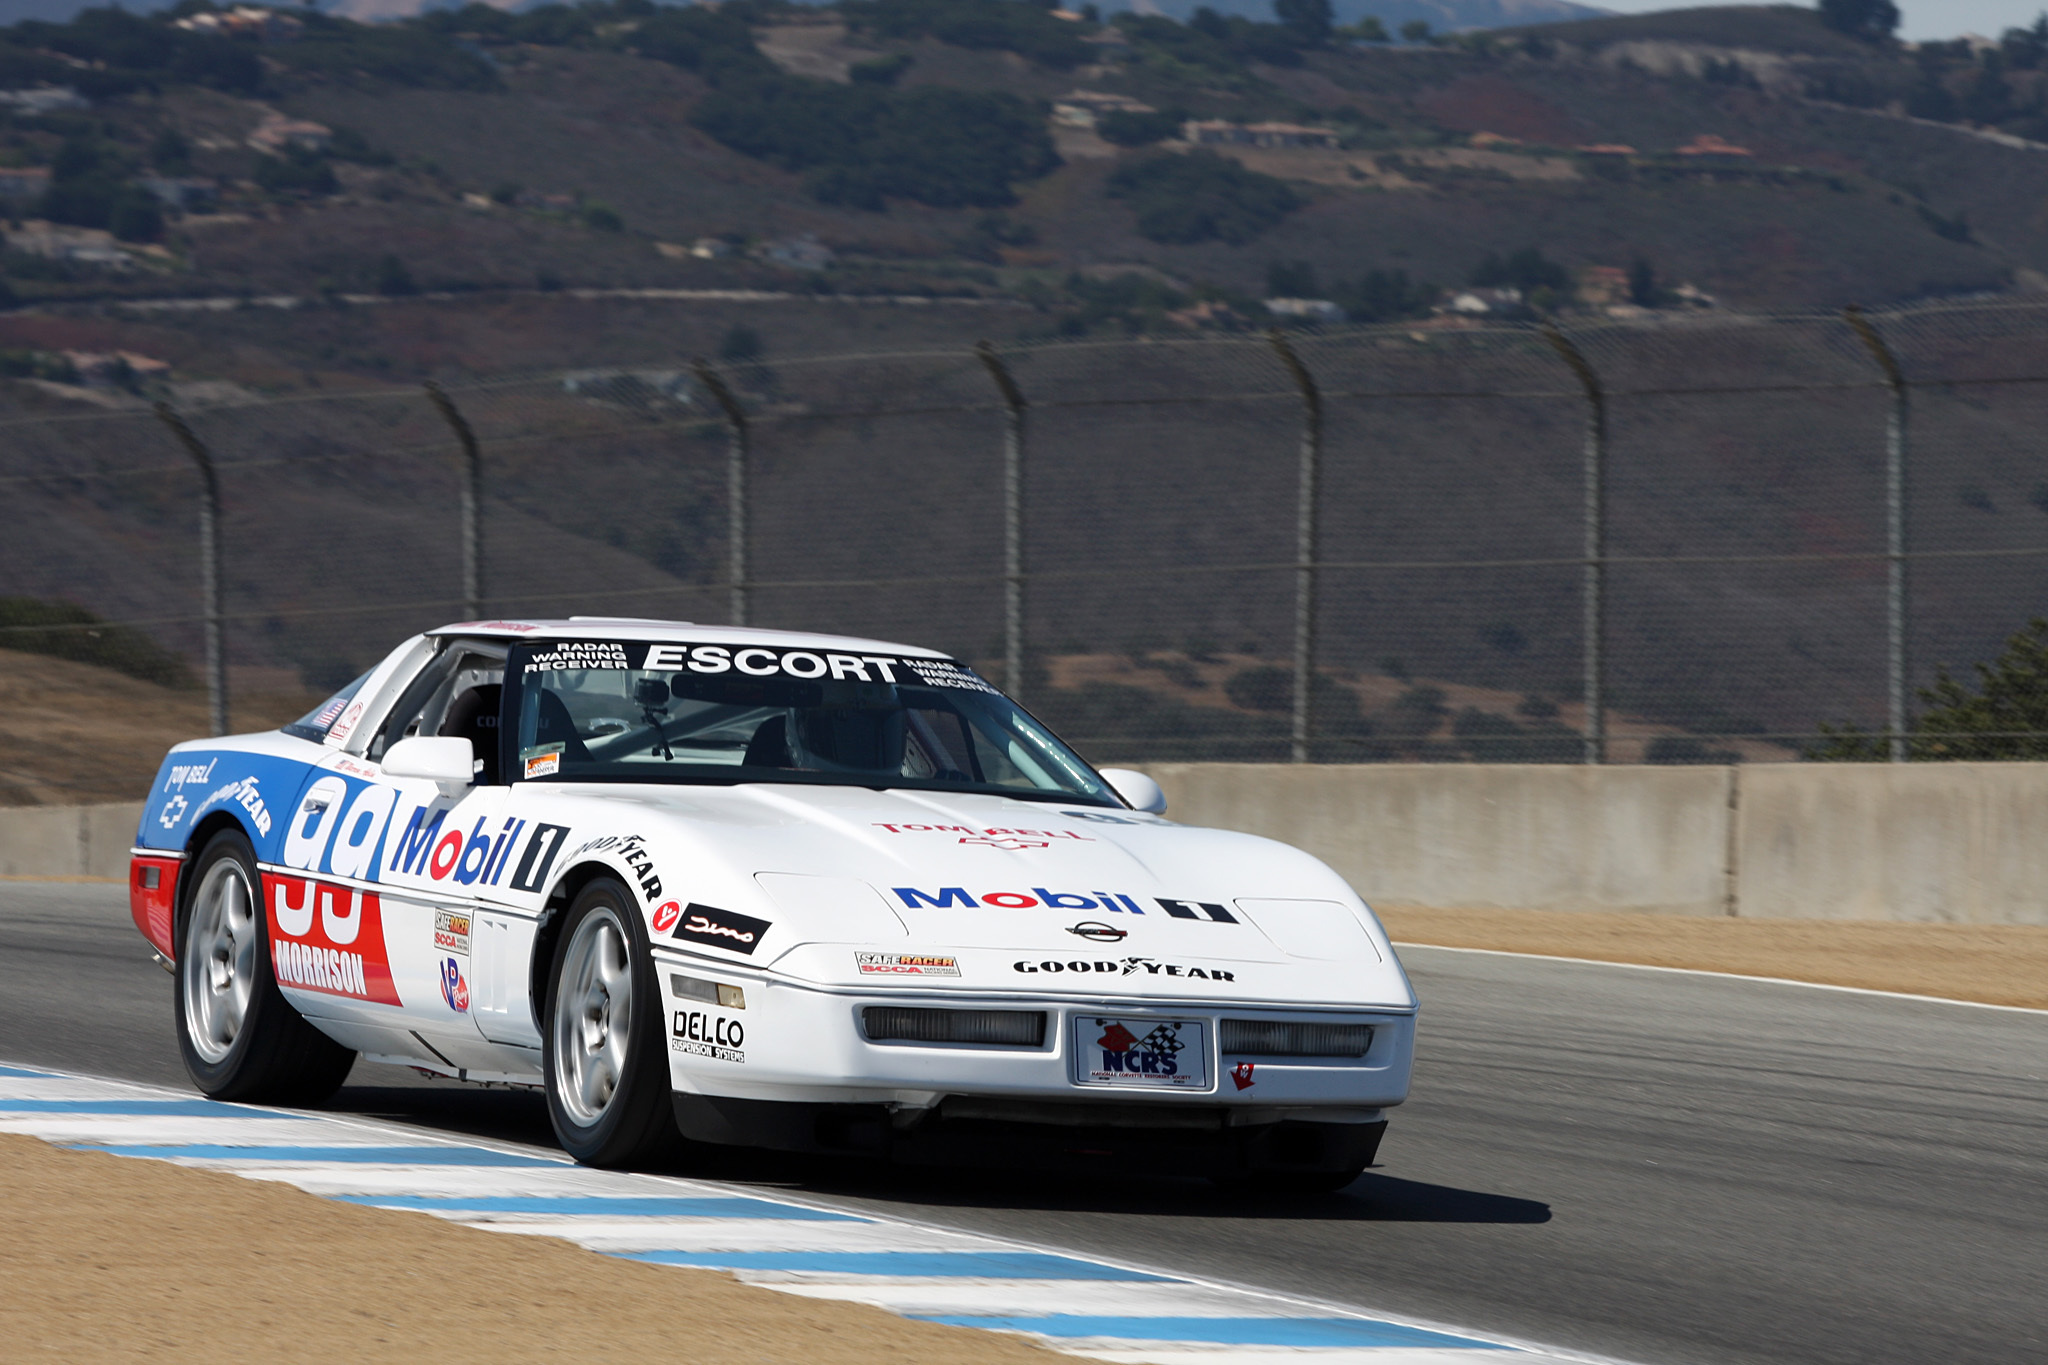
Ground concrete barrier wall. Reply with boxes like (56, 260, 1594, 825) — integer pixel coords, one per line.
(7, 763, 2048, 924)
(0, 803, 142, 881)
(1144, 763, 2048, 926)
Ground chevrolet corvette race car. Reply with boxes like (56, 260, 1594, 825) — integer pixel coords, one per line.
(131, 619, 1416, 1185)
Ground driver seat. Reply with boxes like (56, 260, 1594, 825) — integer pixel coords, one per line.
(439, 685, 502, 785)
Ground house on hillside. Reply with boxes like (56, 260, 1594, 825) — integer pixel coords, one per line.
(1052, 90, 1156, 129)
(1182, 120, 1339, 150)
(0, 87, 89, 116)
(1677, 134, 1753, 158)
(757, 234, 833, 271)
(138, 177, 220, 213)
(6, 227, 136, 270)
(1265, 297, 1345, 322)
(1439, 288, 1523, 317)
(249, 117, 333, 155)
(1577, 143, 1636, 156)
(174, 7, 302, 41)
(1579, 266, 1630, 309)
(0, 167, 52, 204)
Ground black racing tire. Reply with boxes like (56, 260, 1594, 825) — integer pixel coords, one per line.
(174, 828, 356, 1105)
(542, 877, 680, 1167)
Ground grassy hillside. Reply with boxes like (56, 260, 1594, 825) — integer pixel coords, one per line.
(0, 0, 2042, 336)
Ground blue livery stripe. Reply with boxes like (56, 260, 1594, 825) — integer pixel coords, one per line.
(73, 1144, 561, 1166)
(910, 1315, 1511, 1348)
(620, 1251, 1174, 1280)
(337, 1195, 860, 1222)
(0, 1099, 293, 1117)
(0, 1065, 54, 1078)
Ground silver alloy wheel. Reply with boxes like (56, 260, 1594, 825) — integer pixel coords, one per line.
(183, 856, 259, 1064)
(552, 904, 634, 1127)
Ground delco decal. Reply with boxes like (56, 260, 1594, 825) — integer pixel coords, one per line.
(891, 889, 1238, 922)
(265, 872, 399, 1005)
(671, 1010, 745, 1062)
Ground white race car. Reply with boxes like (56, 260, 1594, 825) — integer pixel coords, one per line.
(131, 620, 1415, 1185)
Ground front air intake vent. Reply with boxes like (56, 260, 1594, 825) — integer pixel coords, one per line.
(861, 1006, 1046, 1047)
(1220, 1019, 1374, 1058)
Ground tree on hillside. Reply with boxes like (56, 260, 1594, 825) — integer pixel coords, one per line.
(1273, 0, 1332, 47)
(1817, 0, 1900, 41)
(1808, 617, 2048, 759)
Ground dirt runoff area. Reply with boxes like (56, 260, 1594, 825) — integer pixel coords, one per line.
(1379, 907, 2048, 1010)
(0, 1135, 1052, 1365)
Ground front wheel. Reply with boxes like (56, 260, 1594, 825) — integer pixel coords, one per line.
(175, 829, 355, 1104)
(543, 878, 678, 1166)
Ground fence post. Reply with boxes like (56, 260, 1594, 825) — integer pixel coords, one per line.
(153, 402, 228, 737)
(693, 359, 751, 627)
(976, 342, 1028, 702)
(424, 381, 483, 620)
(1268, 329, 1322, 764)
(1844, 306, 1910, 763)
(1543, 325, 1607, 765)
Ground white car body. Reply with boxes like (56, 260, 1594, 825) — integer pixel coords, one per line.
(133, 619, 1416, 1174)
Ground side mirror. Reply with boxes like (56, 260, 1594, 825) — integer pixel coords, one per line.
(382, 736, 475, 787)
(1100, 767, 1166, 815)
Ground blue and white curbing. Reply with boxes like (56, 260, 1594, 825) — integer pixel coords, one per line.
(1, 1062, 1602, 1364)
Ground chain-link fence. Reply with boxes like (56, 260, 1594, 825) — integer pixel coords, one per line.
(8, 298, 2048, 775)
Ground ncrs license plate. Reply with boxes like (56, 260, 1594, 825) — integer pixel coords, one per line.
(1073, 1016, 1208, 1089)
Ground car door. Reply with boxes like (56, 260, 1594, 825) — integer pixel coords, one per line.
(358, 639, 514, 1059)
(271, 639, 517, 1066)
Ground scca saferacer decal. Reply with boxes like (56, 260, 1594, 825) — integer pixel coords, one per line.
(265, 872, 400, 1005)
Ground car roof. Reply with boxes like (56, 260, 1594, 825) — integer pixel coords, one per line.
(427, 617, 953, 659)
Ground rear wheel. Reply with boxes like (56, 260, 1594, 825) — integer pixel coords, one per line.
(175, 829, 355, 1104)
(543, 878, 678, 1166)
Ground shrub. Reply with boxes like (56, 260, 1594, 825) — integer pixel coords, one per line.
(849, 52, 913, 86)
(1097, 108, 1182, 147)
(0, 598, 191, 687)
(1225, 664, 1290, 711)
(377, 254, 417, 296)
(254, 149, 339, 197)
(1106, 151, 1301, 245)
(843, 0, 1090, 71)
(694, 79, 1057, 209)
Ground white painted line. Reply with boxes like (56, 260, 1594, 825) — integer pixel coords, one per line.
(758, 1278, 1343, 1317)
(2, 1061, 1643, 1365)
(1394, 942, 2048, 1016)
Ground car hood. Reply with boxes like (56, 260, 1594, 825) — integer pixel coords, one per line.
(538, 781, 1414, 1010)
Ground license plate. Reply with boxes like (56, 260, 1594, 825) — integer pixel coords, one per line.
(1073, 1016, 1208, 1089)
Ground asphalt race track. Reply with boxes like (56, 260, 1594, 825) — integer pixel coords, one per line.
(3, 883, 2043, 1365)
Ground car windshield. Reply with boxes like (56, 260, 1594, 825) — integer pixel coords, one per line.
(505, 639, 1119, 805)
